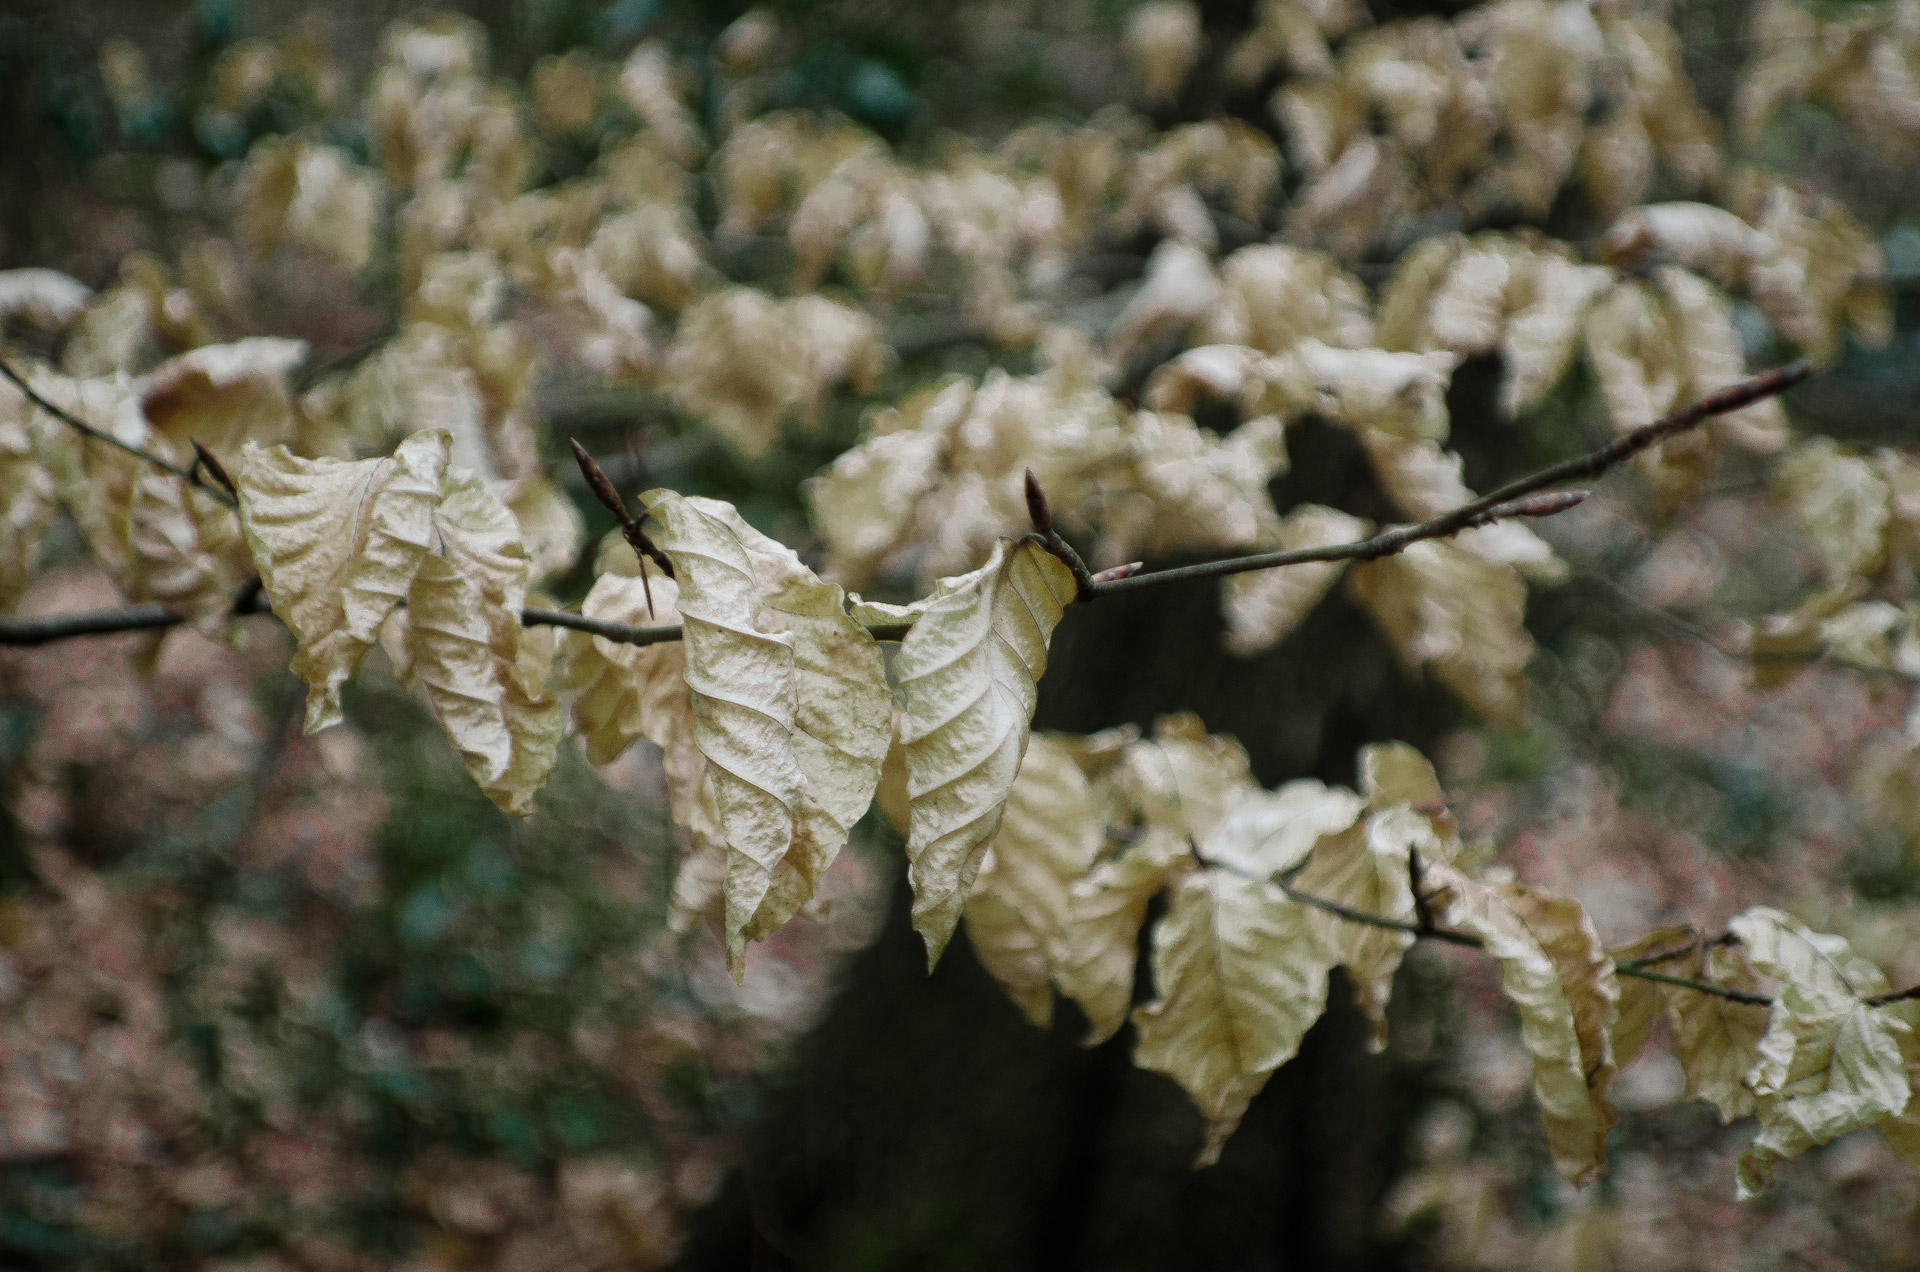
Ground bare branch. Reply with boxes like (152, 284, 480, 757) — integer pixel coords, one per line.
(1086, 360, 1812, 598)
(0, 354, 237, 508)
(0, 584, 269, 646)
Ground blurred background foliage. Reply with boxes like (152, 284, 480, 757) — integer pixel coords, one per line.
(2, 0, 1920, 1269)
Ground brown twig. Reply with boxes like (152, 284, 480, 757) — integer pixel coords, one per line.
(1025, 469, 1096, 601)
(570, 438, 674, 618)
(1268, 877, 1834, 1008)
(1086, 360, 1812, 598)
(0, 354, 237, 508)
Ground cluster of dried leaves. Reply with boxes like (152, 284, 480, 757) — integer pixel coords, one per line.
(3, 0, 1920, 1238)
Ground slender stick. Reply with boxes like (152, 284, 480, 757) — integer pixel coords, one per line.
(1087, 360, 1813, 597)
(1272, 878, 1887, 1009)
(0, 356, 236, 508)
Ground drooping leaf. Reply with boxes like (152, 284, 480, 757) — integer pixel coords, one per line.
(1292, 805, 1433, 1050)
(1113, 713, 1259, 847)
(892, 537, 1078, 965)
(237, 429, 450, 732)
(1055, 827, 1189, 1046)
(1727, 907, 1911, 1198)
(1665, 940, 1770, 1123)
(127, 466, 253, 626)
(723, 507, 894, 947)
(964, 734, 1105, 1026)
(1132, 868, 1332, 1165)
(1431, 864, 1618, 1186)
(412, 466, 562, 815)
(1605, 927, 1697, 1070)
(638, 490, 804, 977)
(1349, 539, 1534, 725)
(1195, 779, 1363, 879)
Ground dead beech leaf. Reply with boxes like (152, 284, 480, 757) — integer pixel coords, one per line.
(1727, 906, 1911, 1198)
(1349, 539, 1533, 725)
(1431, 864, 1617, 1187)
(726, 509, 893, 948)
(1055, 827, 1189, 1045)
(237, 429, 450, 732)
(893, 537, 1078, 966)
(1606, 926, 1696, 1070)
(638, 490, 803, 978)
(1666, 941, 1769, 1123)
(964, 734, 1105, 1026)
(1132, 868, 1331, 1165)
(1222, 504, 1371, 656)
(423, 465, 563, 815)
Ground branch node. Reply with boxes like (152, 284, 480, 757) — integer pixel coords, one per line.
(571, 437, 674, 616)
(1023, 468, 1095, 601)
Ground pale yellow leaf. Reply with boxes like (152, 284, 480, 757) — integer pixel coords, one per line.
(417, 466, 562, 814)
(1583, 278, 1682, 435)
(1655, 266, 1786, 453)
(237, 429, 450, 732)
(0, 269, 93, 335)
(725, 509, 893, 947)
(1195, 245, 1373, 354)
(140, 337, 308, 461)
(1133, 868, 1331, 1165)
(1606, 927, 1696, 1070)
(1349, 540, 1533, 725)
(638, 490, 804, 977)
(558, 573, 725, 918)
(1498, 879, 1622, 1183)
(1431, 864, 1616, 1186)
(0, 370, 61, 612)
(1055, 827, 1189, 1045)
(127, 468, 252, 626)
(1125, 1, 1203, 105)
(504, 475, 585, 585)
(1114, 713, 1259, 847)
(964, 734, 1105, 1026)
(893, 537, 1078, 965)
(1666, 941, 1770, 1123)
(1291, 804, 1432, 1049)
(1772, 437, 1890, 586)
(1728, 906, 1911, 1198)
(1223, 504, 1371, 656)
(1197, 779, 1364, 879)
(1501, 254, 1613, 415)
(1107, 240, 1220, 368)
(663, 288, 807, 459)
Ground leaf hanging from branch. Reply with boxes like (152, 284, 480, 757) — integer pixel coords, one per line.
(892, 537, 1078, 966)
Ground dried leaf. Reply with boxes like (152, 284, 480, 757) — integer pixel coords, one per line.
(1223, 505, 1372, 656)
(237, 430, 450, 732)
(1197, 779, 1364, 879)
(1606, 927, 1696, 1070)
(1728, 907, 1911, 1198)
(1432, 865, 1618, 1186)
(1055, 827, 1189, 1045)
(893, 537, 1078, 965)
(1291, 804, 1431, 1049)
(1666, 941, 1770, 1123)
(1772, 437, 1889, 586)
(1115, 713, 1259, 847)
(1349, 540, 1534, 725)
(1133, 868, 1331, 1164)
(638, 490, 804, 977)
(965, 734, 1105, 1026)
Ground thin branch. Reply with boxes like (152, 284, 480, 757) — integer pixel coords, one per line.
(1086, 360, 1813, 598)
(1271, 878, 1856, 1008)
(0, 584, 269, 646)
(0, 599, 907, 650)
(0, 355, 237, 508)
